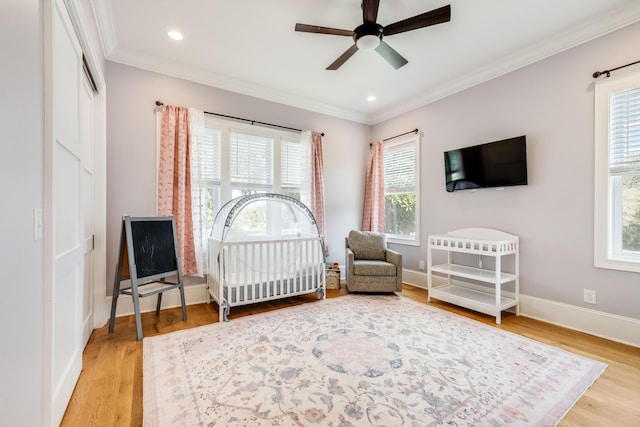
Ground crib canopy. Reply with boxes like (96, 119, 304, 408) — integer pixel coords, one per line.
(210, 193, 321, 242)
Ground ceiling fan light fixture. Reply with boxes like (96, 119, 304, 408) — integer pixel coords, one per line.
(357, 34, 381, 50)
(168, 30, 183, 41)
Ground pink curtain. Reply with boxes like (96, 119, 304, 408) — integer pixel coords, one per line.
(157, 105, 197, 275)
(362, 140, 385, 232)
(310, 132, 329, 257)
(310, 132, 326, 236)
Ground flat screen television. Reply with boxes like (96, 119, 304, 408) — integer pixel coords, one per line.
(444, 135, 527, 192)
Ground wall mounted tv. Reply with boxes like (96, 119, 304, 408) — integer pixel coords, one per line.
(444, 135, 527, 192)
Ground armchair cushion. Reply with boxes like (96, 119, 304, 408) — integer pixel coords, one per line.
(352, 260, 396, 276)
(347, 230, 386, 261)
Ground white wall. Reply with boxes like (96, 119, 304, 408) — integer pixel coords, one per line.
(373, 22, 640, 320)
(0, 1, 44, 425)
(105, 62, 369, 294)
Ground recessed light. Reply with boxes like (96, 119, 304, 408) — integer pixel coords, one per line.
(168, 30, 183, 41)
(367, 95, 376, 102)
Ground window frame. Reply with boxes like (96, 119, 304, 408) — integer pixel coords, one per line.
(594, 69, 640, 272)
(383, 134, 421, 246)
(203, 116, 305, 201)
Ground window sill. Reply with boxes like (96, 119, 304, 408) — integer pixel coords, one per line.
(594, 258, 640, 273)
(387, 236, 420, 247)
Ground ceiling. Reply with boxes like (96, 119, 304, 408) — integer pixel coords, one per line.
(93, 0, 640, 124)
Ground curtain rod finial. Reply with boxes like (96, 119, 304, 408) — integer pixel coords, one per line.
(593, 70, 611, 78)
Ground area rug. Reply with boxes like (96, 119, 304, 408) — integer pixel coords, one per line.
(143, 295, 606, 426)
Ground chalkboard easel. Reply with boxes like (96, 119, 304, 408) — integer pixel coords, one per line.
(108, 215, 187, 340)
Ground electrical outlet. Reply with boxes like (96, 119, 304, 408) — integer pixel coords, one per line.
(583, 289, 597, 304)
(419, 260, 425, 270)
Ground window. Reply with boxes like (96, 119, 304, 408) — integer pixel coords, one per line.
(383, 135, 420, 245)
(193, 116, 308, 239)
(594, 70, 640, 272)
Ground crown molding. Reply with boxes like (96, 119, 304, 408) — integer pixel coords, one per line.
(90, 0, 117, 59)
(107, 48, 370, 124)
(93, 1, 640, 126)
(370, 2, 640, 124)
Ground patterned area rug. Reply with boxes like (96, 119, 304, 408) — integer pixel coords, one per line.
(143, 295, 606, 426)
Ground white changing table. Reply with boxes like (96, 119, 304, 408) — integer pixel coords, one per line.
(427, 228, 519, 324)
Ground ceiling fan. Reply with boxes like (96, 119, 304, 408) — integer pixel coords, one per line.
(295, 1, 451, 70)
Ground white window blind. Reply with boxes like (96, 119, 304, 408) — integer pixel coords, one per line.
(195, 127, 221, 182)
(230, 131, 273, 186)
(190, 125, 221, 229)
(384, 142, 416, 193)
(281, 138, 302, 187)
(610, 85, 640, 175)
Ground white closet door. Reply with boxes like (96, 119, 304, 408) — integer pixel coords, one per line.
(48, 0, 84, 424)
(80, 74, 95, 347)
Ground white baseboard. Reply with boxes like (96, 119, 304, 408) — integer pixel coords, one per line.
(103, 283, 209, 322)
(402, 268, 429, 289)
(519, 295, 640, 348)
(402, 268, 640, 348)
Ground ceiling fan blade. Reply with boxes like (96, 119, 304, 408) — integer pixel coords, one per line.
(383, 5, 451, 36)
(295, 23, 353, 37)
(362, 0, 380, 23)
(326, 44, 359, 70)
(375, 40, 408, 69)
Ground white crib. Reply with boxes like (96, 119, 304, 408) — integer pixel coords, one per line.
(207, 236, 325, 322)
(206, 194, 326, 322)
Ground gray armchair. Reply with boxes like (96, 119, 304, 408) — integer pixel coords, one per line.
(345, 230, 402, 293)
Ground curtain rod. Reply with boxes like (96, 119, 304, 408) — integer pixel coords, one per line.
(370, 128, 419, 147)
(384, 128, 419, 141)
(155, 101, 324, 136)
(592, 59, 640, 78)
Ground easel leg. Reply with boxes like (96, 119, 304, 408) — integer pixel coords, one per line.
(179, 284, 187, 321)
(132, 286, 143, 340)
(108, 263, 121, 333)
(155, 293, 162, 315)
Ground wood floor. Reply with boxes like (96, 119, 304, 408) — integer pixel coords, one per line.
(61, 285, 640, 426)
